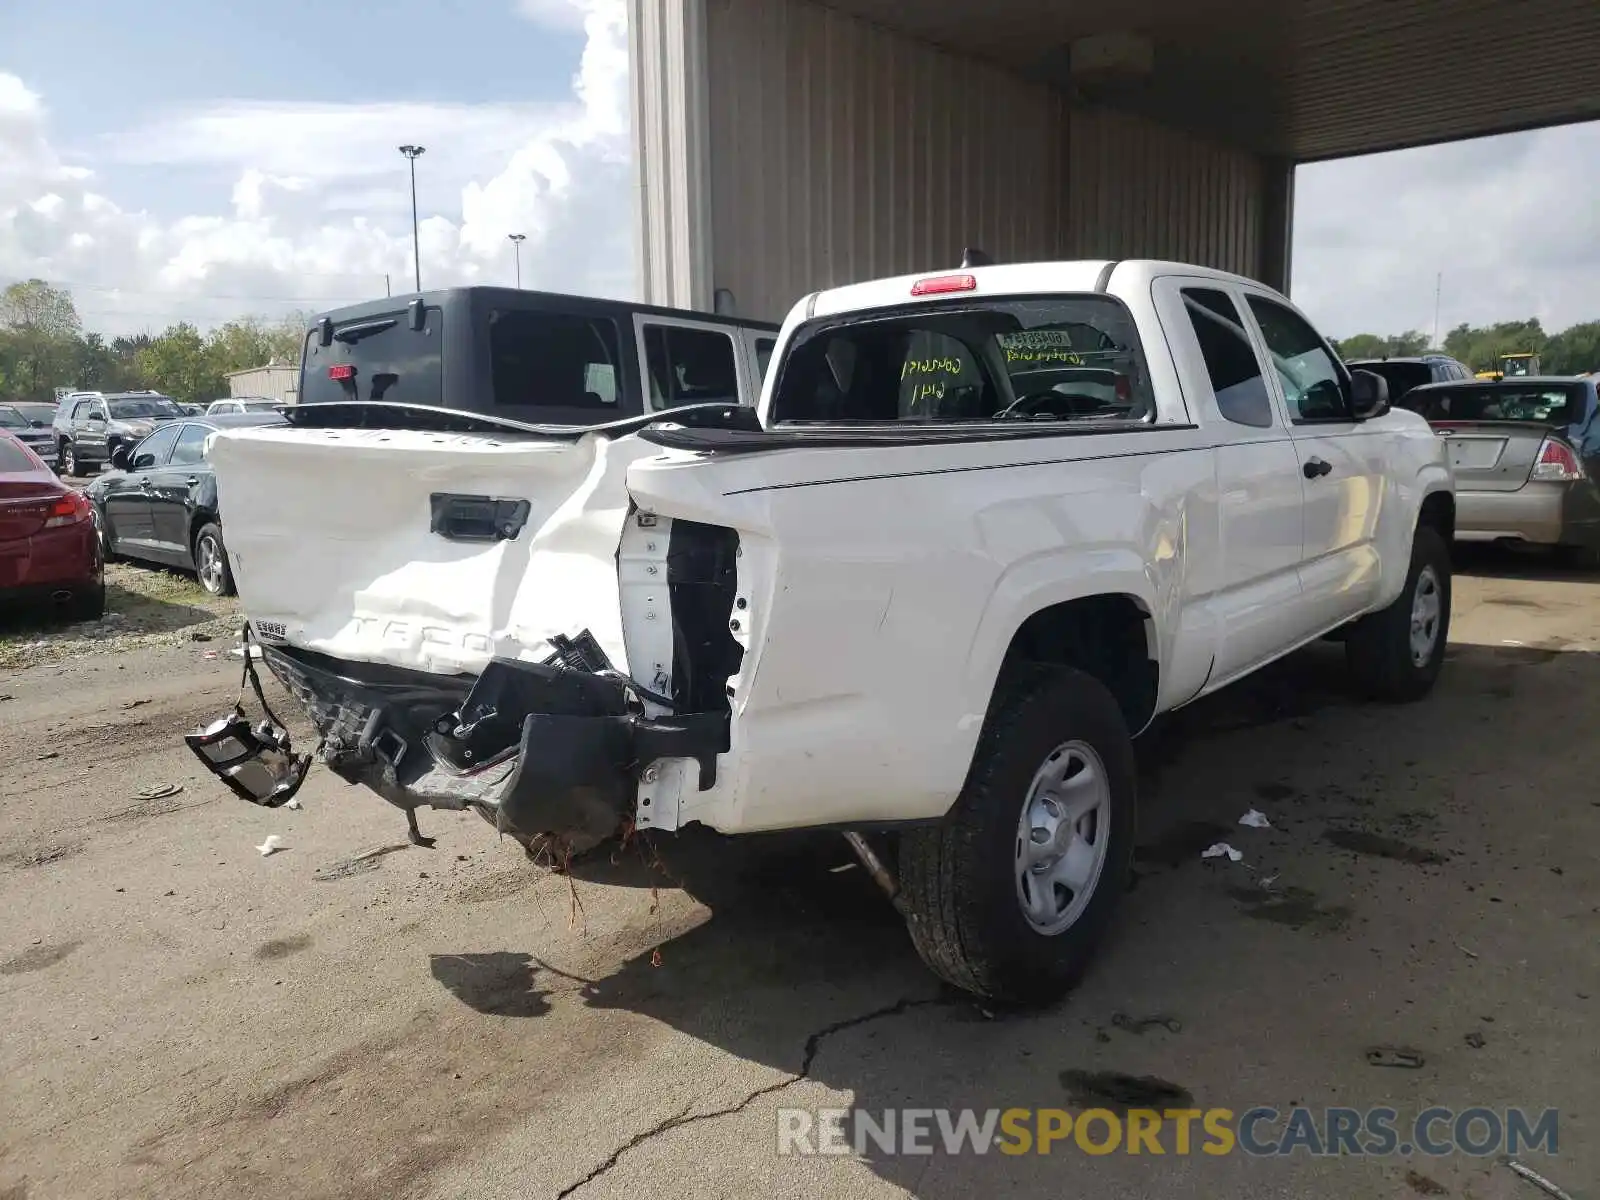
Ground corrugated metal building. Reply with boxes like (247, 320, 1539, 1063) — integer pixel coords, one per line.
(226, 364, 298, 405)
(630, 0, 1600, 321)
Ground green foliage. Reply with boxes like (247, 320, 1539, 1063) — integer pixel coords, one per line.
(134, 323, 229, 404)
(0, 280, 84, 401)
(0, 285, 311, 406)
(1336, 331, 1431, 359)
(1338, 315, 1598, 378)
(1543, 322, 1600, 376)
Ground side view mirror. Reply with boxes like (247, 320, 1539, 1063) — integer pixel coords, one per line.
(110, 445, 133, 471)
(1350, 369, 1390, 420)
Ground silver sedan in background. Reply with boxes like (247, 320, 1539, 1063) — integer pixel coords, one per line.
(1400, 375, 1600, 565)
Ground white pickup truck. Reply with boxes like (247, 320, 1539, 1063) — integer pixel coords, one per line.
(188, 259, 1455, 1005)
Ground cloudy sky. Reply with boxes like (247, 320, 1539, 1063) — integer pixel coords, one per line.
(0, 0, 1594, 342)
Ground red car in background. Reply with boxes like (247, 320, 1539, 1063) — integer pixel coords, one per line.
(0, 431, 104, 621)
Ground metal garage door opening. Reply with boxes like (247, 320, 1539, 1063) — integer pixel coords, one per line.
(631, 0, 1600, 323)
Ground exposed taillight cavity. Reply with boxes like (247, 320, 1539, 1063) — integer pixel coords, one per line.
(44, 491, 92, 528)
(910, 273, 977, 297)
(1531, 436, 1584, 482)
(328, 364, 356, 381)
(1114, 374, 1132, 403)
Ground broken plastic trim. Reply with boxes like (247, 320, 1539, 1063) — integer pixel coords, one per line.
(186, 710, 312, 808)
(185, 625, 313, 808)
(281, 399, 764, 440)
(248, 640, 728, 844)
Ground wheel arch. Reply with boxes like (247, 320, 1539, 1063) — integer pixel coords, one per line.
(968, 573, 1162, 741)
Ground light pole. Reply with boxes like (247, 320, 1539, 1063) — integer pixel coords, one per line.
(508, 233, 526, 288)
(398, 144, 425, 292)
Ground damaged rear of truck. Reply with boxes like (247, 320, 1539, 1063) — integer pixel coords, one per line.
(188, 259, 1453, 1003)
(188, 399, 755, 855)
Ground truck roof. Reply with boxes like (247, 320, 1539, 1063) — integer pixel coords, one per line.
(310, 286, 780, 331)
(802, 259, 1270, 322)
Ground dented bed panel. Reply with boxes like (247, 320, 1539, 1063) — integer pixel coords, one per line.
(209, 426, 661, 678)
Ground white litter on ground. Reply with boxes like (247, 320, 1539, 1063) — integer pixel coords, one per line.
(256, 835, 286, 857)
(1238, 809, 1272, 829)
(1202, 842, 1243, 862)
(284, 796, 302, 811)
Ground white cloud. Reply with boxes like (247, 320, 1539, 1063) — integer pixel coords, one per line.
(1292, 122, 1600, 341)
(0, 0, 633, 335)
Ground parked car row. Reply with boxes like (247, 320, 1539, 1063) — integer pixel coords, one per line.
(86, 412, 281, 596)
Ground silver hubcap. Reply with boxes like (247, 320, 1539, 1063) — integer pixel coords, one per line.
(197, 535, 224, 592)
(1014, 740, 1112, 936)
(1409, 565, 1442, 666)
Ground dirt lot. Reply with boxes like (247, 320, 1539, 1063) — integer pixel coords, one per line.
(1, 548, 1596, 1200)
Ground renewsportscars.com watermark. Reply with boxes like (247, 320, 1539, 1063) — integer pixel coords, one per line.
(777, 1106, 1559, 1158)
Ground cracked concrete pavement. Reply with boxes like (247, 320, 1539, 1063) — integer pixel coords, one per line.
(1, 544, 1597, 1200)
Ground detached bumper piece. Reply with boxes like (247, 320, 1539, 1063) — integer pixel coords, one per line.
(186, 709, 312, 808)
(218, 640, 726, 844)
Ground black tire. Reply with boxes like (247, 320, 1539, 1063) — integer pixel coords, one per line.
(92, 505, 119, 563)
(60, 439, 77, 478)
(1345, 524, 1451, 702)
(1554, 543, 1600, 570)
(897, 666, 1137, 1006)
(192, 522, 235, 596)
(67, 580, 106, 622)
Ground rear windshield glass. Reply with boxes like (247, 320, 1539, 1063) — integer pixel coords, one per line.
(1351, 361, 1433, 399)
(301, 310, 443, 406)
(109, 398, 181, 419)
(772, 296, 1154, 424)
(0, 440, 37, 471)
(0, 407, 29, 430)
(1405, 385, 1583, 425)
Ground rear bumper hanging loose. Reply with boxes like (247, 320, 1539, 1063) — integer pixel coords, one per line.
(186, 638, 728, 843)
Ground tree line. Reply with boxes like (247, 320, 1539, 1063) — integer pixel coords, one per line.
(0, 279, 308, 406)
(1335, 317, 1600, 376)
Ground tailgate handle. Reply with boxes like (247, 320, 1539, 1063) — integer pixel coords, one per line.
(429, 494, 532, 543)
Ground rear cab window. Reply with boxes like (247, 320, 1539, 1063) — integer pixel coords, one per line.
(1178, 288, 1274, 428)
(772, 295, 1156, 426)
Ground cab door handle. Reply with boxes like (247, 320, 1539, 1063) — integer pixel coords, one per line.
(1303, 457, 1333, 479)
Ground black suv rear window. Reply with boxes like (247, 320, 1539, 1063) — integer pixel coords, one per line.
(1406, 384, 1583, 425)
(1352, 361, 1433, 399)
(489, 310, 622, 412)
(301, 310, 443, 406)
(773, 296, 1154, 425)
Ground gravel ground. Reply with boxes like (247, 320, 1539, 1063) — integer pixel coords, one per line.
(0, 545, 1596, 1200)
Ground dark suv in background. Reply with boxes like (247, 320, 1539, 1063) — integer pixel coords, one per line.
(51, 390, 185, 477)
(1342, 354, 1475, 403)
(298, 287, 778, 426)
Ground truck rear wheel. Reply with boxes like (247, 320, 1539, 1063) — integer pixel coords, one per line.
(1345, 524, 1451, 702)
(898, 667, 1136, 1006)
